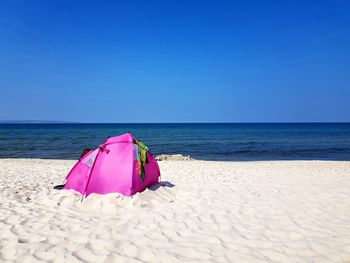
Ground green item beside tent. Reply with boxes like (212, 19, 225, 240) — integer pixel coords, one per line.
(133, 139, 148, 182)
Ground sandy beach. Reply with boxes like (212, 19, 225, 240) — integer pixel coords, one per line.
(0, 158, 349, 262)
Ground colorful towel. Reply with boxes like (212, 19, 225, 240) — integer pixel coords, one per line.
(133, 139, 148, 182)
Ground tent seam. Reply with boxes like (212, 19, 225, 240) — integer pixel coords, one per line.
(82, 148, 102, 197)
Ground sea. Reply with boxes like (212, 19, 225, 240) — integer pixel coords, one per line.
(0, 123, 349, 161)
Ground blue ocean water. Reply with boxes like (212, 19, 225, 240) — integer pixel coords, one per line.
(0, 123, 349, 161)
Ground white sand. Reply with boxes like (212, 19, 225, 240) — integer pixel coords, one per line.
(0, 159, 350, 263)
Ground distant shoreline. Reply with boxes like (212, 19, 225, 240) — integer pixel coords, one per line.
(0, 121, 80, 124)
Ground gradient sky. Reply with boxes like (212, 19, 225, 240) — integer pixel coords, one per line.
(0, 0, 349, 122)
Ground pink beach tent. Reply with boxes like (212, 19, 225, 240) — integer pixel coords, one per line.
(64, 133, 161, 197)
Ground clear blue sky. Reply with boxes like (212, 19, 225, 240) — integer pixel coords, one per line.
(0, 0, 349, 122)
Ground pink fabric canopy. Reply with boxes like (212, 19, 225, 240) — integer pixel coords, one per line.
(64, 133, 160, 196)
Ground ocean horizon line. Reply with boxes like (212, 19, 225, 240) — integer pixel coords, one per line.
(1, 121, 350, 124)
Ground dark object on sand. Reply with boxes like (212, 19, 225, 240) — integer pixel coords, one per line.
(80, 148, 92, 158)
(53, 184, 65, 190)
